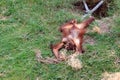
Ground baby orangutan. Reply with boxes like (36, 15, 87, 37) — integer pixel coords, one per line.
(51, 16, 95, 60)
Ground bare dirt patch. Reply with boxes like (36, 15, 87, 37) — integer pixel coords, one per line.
(95, 17, 113, 34)
(84, 36, 96, 45)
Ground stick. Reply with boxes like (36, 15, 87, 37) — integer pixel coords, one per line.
(91, 0, 104, 14)
(83, 0, 90, 12)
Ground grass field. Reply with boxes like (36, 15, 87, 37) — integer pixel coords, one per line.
(0, 0, 120, 80)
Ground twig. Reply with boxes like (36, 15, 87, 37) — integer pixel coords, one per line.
(91, 0, 104, 14)
(34, 49, 61, 64)
(37, 58, 61, 64)
(83, 0, 90, 12)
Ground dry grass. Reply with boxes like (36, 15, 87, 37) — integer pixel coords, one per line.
(60, 49, 83, 70)
(66, 53, 83, 70)
(0, 14, 8, 20)
(101, 72, 120, 80)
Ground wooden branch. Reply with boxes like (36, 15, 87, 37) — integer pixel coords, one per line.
(91, 0, 104, 14)
(83, 0, 90, 12)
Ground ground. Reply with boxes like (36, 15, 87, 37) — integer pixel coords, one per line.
(0, 0, 120, 80)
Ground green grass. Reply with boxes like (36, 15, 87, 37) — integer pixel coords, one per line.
(0, 0, 120, 80)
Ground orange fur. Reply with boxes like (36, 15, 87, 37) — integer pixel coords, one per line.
(51, 17, 95, 60)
